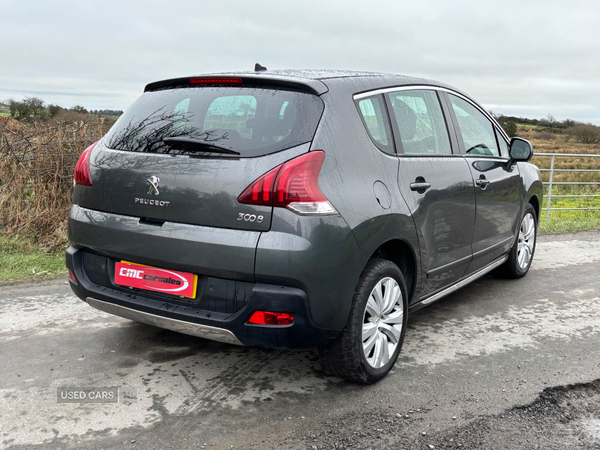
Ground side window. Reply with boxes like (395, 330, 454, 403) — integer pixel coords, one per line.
(449, 95, 500, 157)
(387, 90, 452, 155)
(496, 128, 509, 157)
(356, 95, 393, 153)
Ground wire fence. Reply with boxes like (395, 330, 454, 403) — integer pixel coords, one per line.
(534, 152, 600, 221)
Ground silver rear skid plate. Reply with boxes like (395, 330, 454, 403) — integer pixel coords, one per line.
(86, 297, 244, 346)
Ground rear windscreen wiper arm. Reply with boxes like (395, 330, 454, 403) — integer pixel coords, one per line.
(162, 137, 241, 155)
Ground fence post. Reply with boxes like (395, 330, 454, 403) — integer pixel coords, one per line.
(545, 154, 555, 222)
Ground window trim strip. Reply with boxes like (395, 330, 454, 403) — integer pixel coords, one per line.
(353, 85, 510, 145)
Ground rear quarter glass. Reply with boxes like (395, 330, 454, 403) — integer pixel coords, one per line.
(103, 87, 324, 158)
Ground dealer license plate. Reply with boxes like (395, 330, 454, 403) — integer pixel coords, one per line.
(114, 261, 197, 298)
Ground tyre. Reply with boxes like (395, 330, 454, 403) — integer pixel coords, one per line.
(319, 258, 408, 383)
(500, 203, 537, 278)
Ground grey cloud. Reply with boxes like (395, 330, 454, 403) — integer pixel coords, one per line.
(1, 0, 599, 123)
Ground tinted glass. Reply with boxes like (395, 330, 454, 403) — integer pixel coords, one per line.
(104, 87, 324, 158)
(449, 95, 499, 157)
(388, 90, 452, 155)
(357, 96, 392, 151)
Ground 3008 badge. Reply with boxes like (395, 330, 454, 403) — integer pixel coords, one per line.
(237, 213, 264, 223)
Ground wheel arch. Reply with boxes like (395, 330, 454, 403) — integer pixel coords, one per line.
(519, 161, 544, 223)
(368, 239, 418, 303)
(528, 193, 541, 222)
(350, 214, 421, 306)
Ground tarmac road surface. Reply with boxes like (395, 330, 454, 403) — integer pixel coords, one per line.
(1, 231, 600, 449)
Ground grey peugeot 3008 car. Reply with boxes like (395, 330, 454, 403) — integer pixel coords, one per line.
(67, 69, 542, 383)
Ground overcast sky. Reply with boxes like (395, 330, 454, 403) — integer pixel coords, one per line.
(1, 0, 599, 123)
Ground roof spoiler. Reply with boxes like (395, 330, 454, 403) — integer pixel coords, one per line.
(144, 74, 328, 95)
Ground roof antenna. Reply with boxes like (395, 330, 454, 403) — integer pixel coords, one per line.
(254, 63, 267, 72)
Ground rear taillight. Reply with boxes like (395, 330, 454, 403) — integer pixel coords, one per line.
(248, 311, 294, 326)
(74, 141, 98, 186)
(238, 151, 337, 215)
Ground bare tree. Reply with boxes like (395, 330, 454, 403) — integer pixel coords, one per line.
(546, 113, 557, 128)
(568, 124, 600, 144)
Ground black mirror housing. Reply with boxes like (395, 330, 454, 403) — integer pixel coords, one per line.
(509, 137, 533, 163)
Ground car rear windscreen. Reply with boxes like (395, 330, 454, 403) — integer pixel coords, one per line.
(103, 87, 324, 158)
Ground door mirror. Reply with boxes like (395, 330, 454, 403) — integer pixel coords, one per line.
(509, 137, 533, 162)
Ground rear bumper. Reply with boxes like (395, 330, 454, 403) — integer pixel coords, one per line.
(66, 246, 340, 348)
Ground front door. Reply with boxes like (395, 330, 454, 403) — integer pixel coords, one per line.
(446, 94, 522, 271)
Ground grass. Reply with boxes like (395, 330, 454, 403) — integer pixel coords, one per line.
(0, 112, 10, 117)
(538, 191, 600, 235)
(0, 233, 67, 285)
(539, 213, 600, 235)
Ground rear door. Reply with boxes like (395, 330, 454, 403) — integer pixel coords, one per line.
(385, 89, 476, 297)
(444, 93, 522, 271)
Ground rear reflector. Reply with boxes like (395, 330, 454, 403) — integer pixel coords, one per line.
(238, 151, 337, 215)
(74, 141, 98, 186)
(189, 77, 242, 84)
(248, 311, 294, 326)
(68, 269, 77, 284)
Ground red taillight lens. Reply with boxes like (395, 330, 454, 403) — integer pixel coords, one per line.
(248, 311, 294, 326)
(189, 77, 242, 84)
(74, 141, 98, 186)
(243, 166, 280, 207)
(273, 151, 328, 206)
(238, 151, 337, 215)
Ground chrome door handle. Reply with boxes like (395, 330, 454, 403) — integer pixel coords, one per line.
(476, 178, 490, 189)
(410, 182, 431, 192)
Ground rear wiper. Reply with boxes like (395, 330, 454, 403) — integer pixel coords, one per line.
(162, 137, 241, 155)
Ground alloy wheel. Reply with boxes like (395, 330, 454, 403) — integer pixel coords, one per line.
(517, 213, 536, 270)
